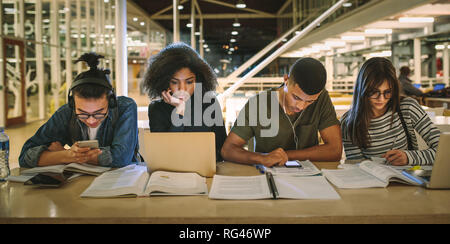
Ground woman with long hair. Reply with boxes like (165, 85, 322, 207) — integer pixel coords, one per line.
(341, 57, 440, 166)
(142, 42, 226, 161)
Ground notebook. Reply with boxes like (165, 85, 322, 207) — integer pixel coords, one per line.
(139, 131, 216, 177)
(208, 172, 340, 200)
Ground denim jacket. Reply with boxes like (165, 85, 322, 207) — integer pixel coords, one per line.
(19, 96, 139, 168)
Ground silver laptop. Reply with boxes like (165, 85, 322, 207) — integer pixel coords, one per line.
(427, 132, 450, 189)
(404, 132, 450, 189)
(139, 130, 216, 177)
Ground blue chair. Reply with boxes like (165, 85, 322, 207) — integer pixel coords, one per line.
(434, 83, 445, 91)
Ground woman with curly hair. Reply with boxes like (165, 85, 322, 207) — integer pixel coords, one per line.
(142, 42, 226, 161)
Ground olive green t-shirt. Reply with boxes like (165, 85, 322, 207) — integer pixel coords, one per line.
(230, 88, 339, 153)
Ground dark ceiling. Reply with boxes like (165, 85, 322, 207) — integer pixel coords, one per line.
(131, 0, 288, 57)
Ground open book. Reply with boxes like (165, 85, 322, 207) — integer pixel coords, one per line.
(208, 173, 340, 200)
(81, 165, 208, 198)
(21, 163, 111, 176)
(322, 160, 422, 188)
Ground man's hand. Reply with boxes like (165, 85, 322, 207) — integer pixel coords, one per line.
(260, 148, 288, 167)
(48, 141, 64, 151)
(66, 142, 102, 164)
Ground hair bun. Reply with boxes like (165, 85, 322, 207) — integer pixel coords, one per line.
(75, 52, 104, 70)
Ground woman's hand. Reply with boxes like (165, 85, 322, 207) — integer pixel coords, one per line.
(383, 150, 408, 166)
(161, 89, 183, 107)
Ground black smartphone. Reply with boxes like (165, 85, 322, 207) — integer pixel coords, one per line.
(24, 172, 71, 188)
(285, 160, 302, 168)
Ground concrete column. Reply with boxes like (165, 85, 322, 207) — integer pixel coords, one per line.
(414, 38, 421, 86)
(0, 0, 4, 127)
(86, 0, 91, 52)
(51, 0, 61, 109)
(76, 0, 82, 73)
(36, 0, 45, 120)
(115, 0, 127, 96)
(191, 0, 196, 49)
(65, 0, 72, 100)
(173, 0, 180, 43)
(443, 42, 449, 87)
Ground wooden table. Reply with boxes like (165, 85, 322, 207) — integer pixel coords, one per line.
(1, 162, 449, 224)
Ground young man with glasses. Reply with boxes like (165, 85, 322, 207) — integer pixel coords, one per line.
(19, 53, 140, 168)
(221, 58, 342, 167)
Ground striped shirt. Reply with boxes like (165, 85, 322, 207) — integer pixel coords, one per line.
(341, 97, 440, 165)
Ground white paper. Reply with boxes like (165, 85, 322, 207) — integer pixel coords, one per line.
(208, 175, 271, 200)
(274, 175, 341, 200)
(209, 174, 341, 200)
(7, 174, 37, 183)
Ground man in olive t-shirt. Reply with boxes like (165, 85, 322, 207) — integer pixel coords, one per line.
(221, 58, 342, 167)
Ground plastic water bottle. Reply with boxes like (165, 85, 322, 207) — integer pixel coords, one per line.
(0, 127, 10, 181)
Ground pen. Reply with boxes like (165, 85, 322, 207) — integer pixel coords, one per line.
(385, 134, 399, 165)
(255, 164, 266, 174)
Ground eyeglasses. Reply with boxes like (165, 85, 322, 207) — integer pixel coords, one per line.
(75, 112, 108, 120)
(368, 90, 392, 99)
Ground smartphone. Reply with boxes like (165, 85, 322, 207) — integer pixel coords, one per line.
(285, 160, 302, 168)
(77, 140, 99, 149)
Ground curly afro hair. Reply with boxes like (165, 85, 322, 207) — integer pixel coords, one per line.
(142, 42, 217, 99)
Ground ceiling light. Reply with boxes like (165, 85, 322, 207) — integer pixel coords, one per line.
(236, 0, 246, 9)
(369, 50, 392, 57)
(231, 31, 239, 35)
(341, 35, 365, 41)
(435, 45, 450, 50)
(186, 23, 193, 28)
(325, 40, 346, 47)
(195, 32, 201, 36)
(365, 29, 392, 35)
(230, 38, 236, 43)
(399, 17, 434, 23)
(140, 22, 145, 26)
(178, 5, 184, 10)
(343, 3, 352, 7)
(133, 17, 138, 22)
(233, 19, 241, 27)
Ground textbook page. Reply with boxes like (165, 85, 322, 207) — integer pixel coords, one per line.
(208, 175, 272, 200)
(143, 171, 208, 195)
(274, 175, 341, 199)
(359, 161, 419, 186)
(81, 165, 149, 198)
(21, 163, 111, 176)
(322, 167, 388, 188)
(21, 165, 67, 174)
(63, 163, 111, 175)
